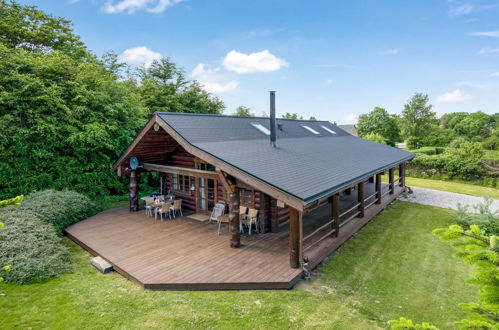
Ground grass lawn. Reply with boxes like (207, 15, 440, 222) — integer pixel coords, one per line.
(405, 177, 499, 199)
(0, 202, 476, 329)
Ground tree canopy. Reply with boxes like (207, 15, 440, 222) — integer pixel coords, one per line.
(232, 106, 254, 117)
(357, 107, 400, 146)
(0, 0, 88, 59)
(282, 112, 303, 120)
(400, 93, 437, 140)
(0, 1, 225, 199)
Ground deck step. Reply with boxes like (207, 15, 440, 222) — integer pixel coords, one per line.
(91, 256, 114, 274)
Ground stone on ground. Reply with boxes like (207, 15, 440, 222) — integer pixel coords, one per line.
(91, 256, 113, 274)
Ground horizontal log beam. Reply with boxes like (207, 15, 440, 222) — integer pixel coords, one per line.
(142, 163, 219, 179)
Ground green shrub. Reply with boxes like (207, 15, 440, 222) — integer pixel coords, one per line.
(482, 135, 499, 151)
(406, 136, 423, 149)
(21, 190, 96, 235)
(0, 207, 71, 284)
(452, 198, 499, 236)
(363, 132, 387, 144)
(444, 142, 484, 179)
(449, 136, 468, 148)
(410, 146, 445, 156)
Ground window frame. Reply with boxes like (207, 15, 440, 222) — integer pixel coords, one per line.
(239, 189, 255, 207)
(171, 174, 191, 194)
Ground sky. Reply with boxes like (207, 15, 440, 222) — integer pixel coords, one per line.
(19, 0, 499, 123)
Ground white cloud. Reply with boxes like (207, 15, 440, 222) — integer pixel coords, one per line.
(118, 46, 161, 68)
(450, 4, 474, 15)
(325, 79, 333, 85)
(222, 50, 289, 74)
(380, 48, 400, 55)
(103, 0, 183, 14)
(470, 31, 499, 38)
(437, 89, 473, 102)
(190, 64, 238, 93)
(478, 47, 499, 54)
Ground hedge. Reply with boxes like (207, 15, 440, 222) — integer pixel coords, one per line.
(0, 207, 71, 284)
(0, 189, 97, 284)
(21, 190, 96, 235)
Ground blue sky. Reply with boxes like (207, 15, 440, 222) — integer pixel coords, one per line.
(20, 0, 499, 123)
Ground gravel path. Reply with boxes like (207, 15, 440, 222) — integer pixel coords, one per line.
(400, 186, 499, 213)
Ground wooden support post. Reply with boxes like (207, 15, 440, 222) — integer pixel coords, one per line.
(399, 163, 405, 187)
(289, 208, 303, 268)
(389, 168, 394, 195)
(375, 173, 382, 204)
(229, 189, 241, 248)
(270, 198, 279, 233)
(331, 193, 340, 237)
(129, 170, 139, 212)
(357, 181, 365, 218)
(259, 192, 269, 233)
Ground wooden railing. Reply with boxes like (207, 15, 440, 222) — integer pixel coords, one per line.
(304, 169, 404, 253)
(304, 201, 361, 252)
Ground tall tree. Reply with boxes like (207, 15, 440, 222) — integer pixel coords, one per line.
(0, 1, 226, 199)
(0, 0, 88, 59)
(400, 93, 437, 140)
(137, 58, 224, 115)
(357, 107, 400, 146)
(232, 106, 254, 117)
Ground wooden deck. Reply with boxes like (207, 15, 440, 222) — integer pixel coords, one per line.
(66, 183, 404, 290)
(66, 209, 303, 290)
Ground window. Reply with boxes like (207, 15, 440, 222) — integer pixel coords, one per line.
(172, 174, 190, 193)
(320, 125, 337, 135)
(239, 189, 254, 206)
(301, 125, 320, 135)
(251, 122, 271, 135)
(196, 162, 215, 172)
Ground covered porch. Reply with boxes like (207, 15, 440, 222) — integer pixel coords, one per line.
(66, 166, 405, 290)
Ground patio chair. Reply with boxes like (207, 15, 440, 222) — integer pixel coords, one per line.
(158, 202, 173, 221)
(144, 197, 155, 217)
(209, 203, 226, 223)
(240, 208, 259, 235)
(239, 206, 248, 220)
(172, 199, 183, 218)
(217, 214, 230, 235)
(155, 195, 165, 201)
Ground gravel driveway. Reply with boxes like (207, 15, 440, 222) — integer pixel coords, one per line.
(400, 186, 499, 214)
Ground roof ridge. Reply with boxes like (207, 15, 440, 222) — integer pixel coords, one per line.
(156, 112, 332, 123)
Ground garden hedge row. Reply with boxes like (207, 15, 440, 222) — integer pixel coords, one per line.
(0, 207, 71, 284)
(0, 190, 97, 284)
(21, 190, 96, 235)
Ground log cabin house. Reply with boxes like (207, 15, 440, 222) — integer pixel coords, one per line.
(68, 93, 414, 290)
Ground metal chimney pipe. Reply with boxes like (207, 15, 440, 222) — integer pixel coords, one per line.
(270, 91, 277, 148)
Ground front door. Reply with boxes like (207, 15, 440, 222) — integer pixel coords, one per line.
(197, 177, 217, 214)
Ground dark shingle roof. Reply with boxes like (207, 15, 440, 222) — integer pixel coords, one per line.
(157, 113, 413, 204)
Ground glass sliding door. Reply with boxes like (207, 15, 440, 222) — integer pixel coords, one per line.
(198, 177, 206, 211)
(197, 177, 217, 214)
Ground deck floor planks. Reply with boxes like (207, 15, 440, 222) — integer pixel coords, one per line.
(66, 182, 402, 290)
(67, 208, 299, 289)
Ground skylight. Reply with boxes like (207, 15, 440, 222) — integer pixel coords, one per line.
(251, 122, 271, 135)
(302, 125, 320, 135)
(320, 125, 337, 135)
